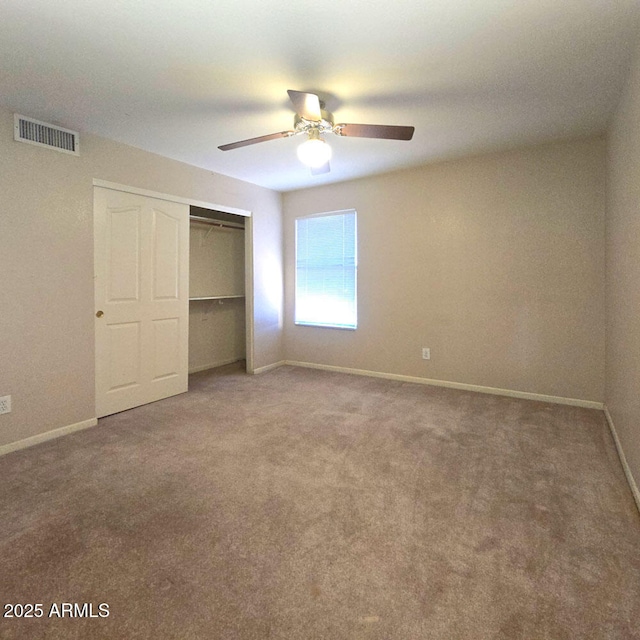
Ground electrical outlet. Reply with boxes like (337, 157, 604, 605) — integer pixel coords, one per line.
(422, 348, 430, 360)
(0, 395, 11, 415)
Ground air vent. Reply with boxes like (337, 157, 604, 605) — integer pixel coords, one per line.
(14, 114, 80, 155)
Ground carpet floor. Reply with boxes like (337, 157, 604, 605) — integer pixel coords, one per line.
(1, 364, 639, 639)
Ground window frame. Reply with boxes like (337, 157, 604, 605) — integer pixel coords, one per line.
(294, 208, 358, 330)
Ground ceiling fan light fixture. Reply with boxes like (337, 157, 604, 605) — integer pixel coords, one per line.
(296, 129, 332, 168)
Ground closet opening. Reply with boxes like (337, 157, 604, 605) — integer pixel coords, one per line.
(189, 205, 249, 375)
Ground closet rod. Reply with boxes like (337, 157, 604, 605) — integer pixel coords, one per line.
(189, 214, 245, 230)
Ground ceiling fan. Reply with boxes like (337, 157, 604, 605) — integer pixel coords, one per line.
(218, 90, 415, 175)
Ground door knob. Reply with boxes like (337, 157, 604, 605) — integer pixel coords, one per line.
(96, 310, 104, 318)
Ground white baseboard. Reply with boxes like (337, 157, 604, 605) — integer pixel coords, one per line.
(189, 357, 245, 374)
(604, 406, 640, 513)
(251, 360, 286, 375)
(0, 418, 98, 458)
(283, 360, 604, 410)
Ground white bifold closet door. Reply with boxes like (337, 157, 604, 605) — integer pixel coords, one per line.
(94, 186, 189, 418)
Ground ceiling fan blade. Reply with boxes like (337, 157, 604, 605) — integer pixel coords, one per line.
(288, 90, 322, 121)
(336, 123, 415, 141)
(218, 130, 294, 151)
(311, 161, 331, 176)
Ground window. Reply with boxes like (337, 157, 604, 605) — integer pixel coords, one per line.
(295, 209, 357, 329)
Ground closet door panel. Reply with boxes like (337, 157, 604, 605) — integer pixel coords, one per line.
(106, 207, 141, 303)
(95, 186, 189, 418)
(152, 318, 181, 380)
(152, 208, 181, 300)
(106, 321, 142, 391)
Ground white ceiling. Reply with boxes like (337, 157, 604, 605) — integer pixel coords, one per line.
(1, 0, 639, 192)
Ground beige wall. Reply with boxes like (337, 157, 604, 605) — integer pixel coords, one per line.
(0, 105, 283, 449)
(283, 137, 606, 403)
(189, 299, 246, 373)
(606, 39, 640, 494)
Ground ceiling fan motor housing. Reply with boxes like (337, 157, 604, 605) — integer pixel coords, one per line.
(294, 108, 335, 136)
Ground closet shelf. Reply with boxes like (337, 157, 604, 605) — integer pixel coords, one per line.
(189, 295, 245, 301)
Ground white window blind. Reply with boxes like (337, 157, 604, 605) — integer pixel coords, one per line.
(295, 210, 357, 329)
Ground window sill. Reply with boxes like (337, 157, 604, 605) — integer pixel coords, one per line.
(294, 321, 357, 330)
